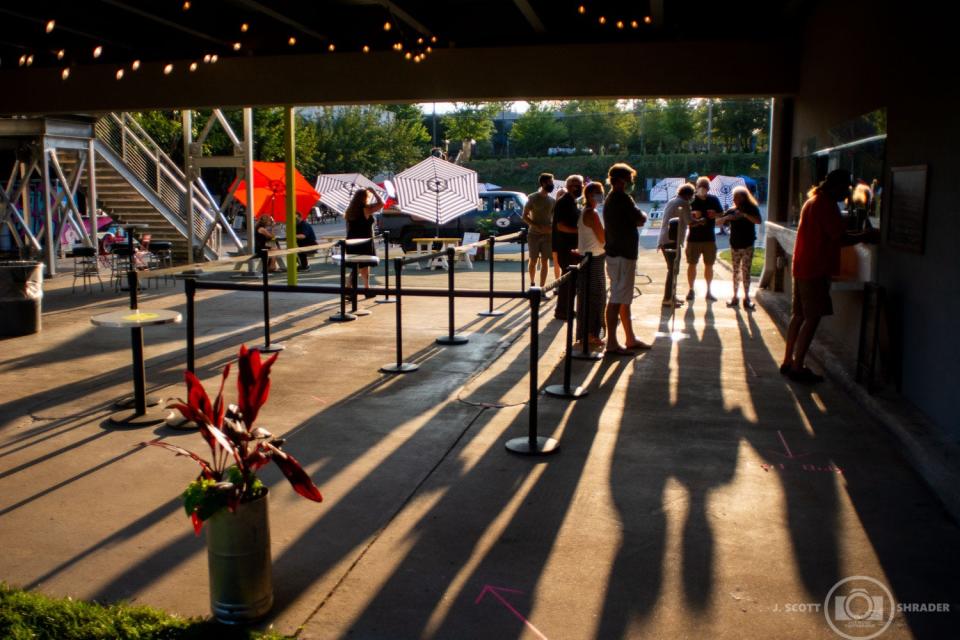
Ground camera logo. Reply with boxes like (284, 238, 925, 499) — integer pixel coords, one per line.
(824, 576, 895, 639)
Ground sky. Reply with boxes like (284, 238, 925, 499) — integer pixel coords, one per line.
(419, 101, 530, 114)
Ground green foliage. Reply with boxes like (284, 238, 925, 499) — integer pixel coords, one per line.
(561, 100, 633, 154)
(508, 102, 568, 156)
(0, 582, 290, 639)
(719, 248, 766, 277)
(442, 102, 499, 145)
(130, 111, 184, 161)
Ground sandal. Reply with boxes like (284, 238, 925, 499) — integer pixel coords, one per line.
(743, 299, 756, 311)
(625, 341, 652, 351)
(604, 346, 636, 357)
(726, 297, 740, 308)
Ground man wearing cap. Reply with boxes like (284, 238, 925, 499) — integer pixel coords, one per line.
(782, 169, 877, 383)
(522, 172, 556, 295)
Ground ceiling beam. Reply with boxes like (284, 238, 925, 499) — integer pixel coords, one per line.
(98, 0, 233, 48)
(512, 0, 546, 33)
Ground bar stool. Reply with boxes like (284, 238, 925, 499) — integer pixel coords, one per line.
(72, 246, 103, 293)
(111, 245, 134, 291)
(149, 241, 174, 286)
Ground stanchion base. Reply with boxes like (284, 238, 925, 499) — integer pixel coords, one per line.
(436, 335, 469, 345)
(164, 411, 198, 431)
(544, 384, 589, 399)
(329, 313, 358, 322)
(257, 342, 285, 353)
(380, 362, 420, 374)
(477, 310, 506, 317)
(375, 297, 396, 304)
(505, 436, 560, 455)
(571, 351, 604, 361)
(108, 408, 166, 428)
(115, 395, 161, 410)
(352, 308, 372, 317)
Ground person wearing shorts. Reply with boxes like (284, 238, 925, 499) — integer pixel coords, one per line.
(685, 176, 722, 301)
(602, 163, 650, 354)
(522, 173, 556, 294)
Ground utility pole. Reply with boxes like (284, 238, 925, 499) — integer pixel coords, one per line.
(706, 99, 713, 153)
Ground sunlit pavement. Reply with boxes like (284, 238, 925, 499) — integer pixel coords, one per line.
(0, 248, 957, 639)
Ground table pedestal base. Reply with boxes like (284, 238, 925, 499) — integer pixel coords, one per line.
(108, 408, 166, 427)
(478, 310, 506, 317)
(505, 436, 560, 455)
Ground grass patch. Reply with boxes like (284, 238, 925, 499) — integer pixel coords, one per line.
(719, 247, 765, 277)
(0, 583, 292, 640)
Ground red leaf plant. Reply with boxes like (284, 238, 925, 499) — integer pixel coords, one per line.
(144, 345, 322, 534)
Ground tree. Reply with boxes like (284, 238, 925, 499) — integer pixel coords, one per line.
(442, 102, 498, 162)
(381, 105, 431, 173)
(561, 100, 634, 154)
(509, 102, 568, 156)
(712, 99, 769, 152)
(661, 99, 696, 152)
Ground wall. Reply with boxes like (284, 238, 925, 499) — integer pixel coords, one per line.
(792, 0, 959, 439)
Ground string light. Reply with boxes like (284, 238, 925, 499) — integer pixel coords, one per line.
(240, 22, 249, 32)
(430, 36, 437, 43)
(163, 63, 174, 75)
(45, 20, 55, 33)
(362, 45, 370, 53)
(203, 54, 211, 63)
(404, 52, 411, 60)
(18, 54, 26, 66)
(288, 36, 297, 46)
(115, 68, 124, 80)
(644, 15, 652, 24)
(631, 20, 638, 28)
(383, 21, 392, 31)
(93, 45, 103, 58)
(426, 46, 432, 53)
(26, 54, 34, 66)
(578, 5, 585, 14)
(417, 37, 424, 44)
(233, 42, 241, 51)
(189, 61, 198, 71)
(414, 55, 422, 63)
(210, 54, 218, 63)
(598, 16, 606, 25)
(57, 49, 65, 60)
(61, 67, 70, 80)
(131, 59, 141, 70)
(327, 43, 335, 52)
(616, 20, 624, 29)
(182, 1, 191, 9)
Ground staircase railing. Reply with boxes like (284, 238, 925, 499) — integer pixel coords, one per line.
(95, 113, 238, 257)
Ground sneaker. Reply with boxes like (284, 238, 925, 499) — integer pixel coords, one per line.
(726, 297, 739, 308)
(788, 367, 825, 384)
(685, 290, 695, 301)
(705, 292, 718, 302)
(743, 299, 756, 311)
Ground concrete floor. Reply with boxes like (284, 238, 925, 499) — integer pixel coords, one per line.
(1, 251, 958, 639)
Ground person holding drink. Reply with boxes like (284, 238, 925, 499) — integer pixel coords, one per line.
(719, 186, 763, 310)
(685, 176, 722, 302)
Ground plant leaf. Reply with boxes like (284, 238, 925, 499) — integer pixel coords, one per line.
(184, 370, 213, 423)
(211, 362, 231, 429)
(237, 345, 278, 428)
(141, 440, 215, 479)
(269, 446, 323, 502)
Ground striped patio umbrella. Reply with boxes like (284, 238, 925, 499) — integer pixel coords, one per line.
(314, 173, 386, 215)
(394, 157, 479, 230)
(708, 175, 747, 209)
(650, 177, 685, 202)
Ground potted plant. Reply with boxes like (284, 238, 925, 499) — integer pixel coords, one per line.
(144, 345, 322, 624)
(474, 216, 500, 261)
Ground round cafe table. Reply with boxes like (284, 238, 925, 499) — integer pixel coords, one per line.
(91, 308, 181, 427)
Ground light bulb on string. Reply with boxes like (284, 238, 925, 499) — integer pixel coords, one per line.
(404, 52, 411, 60)
(19, 54, 27, 66)
(578, 5, 585, 14)
(241, 23, 249, 32)
(362, 45, 370, 53)
(45, 20, 55, 33)
(599, 16, 606, 25)
(131, 59, 141, 71)
(26, 54, 34, 66)
(288, 36, 297, 46)
(115, 68, 124, 80)
(210, 54, 218, 63)
(189, 62, 198, 71)
(93, 45, 103, 58)
(233, 42, 241, 51)
(616, 20, 624, 29)
(57, 49, 65, 60)
(163, 63, 174, 75)
(203, 54, 211, 63)
(182, 1, 191, 10)
(383, 21, 391, 31)
(631, 20, 638, 28)
(430, 36, 437, 43)
(61, 67, 70, 80)
(644, 15, 652, 24)
(328, 43, 335, 52)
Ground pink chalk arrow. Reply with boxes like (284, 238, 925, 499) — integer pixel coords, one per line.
(768, 430, 811, 459)
(475, 585, 548, 640)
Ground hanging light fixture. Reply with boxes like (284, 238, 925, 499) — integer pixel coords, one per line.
(45, 20, 56, 33)
(328, 43, 335, 52)
(189, 61, 199, 71)
(233, 42, 241, 51)
(57, 49, 65, 60)
(131, 59, 141, 71)
(163, 63, 174, 75)
(93, 45, 103, 58)
(115, 68, 124, 80)
(241, 22, 249, 32)
(288, 36, 297, 46)
(61, 67, 70, 80)
(362, 45, 370, 53)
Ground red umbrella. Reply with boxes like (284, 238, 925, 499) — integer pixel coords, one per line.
(230, 162, 321, 218)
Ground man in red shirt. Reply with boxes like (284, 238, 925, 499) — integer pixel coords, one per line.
(781, 170, 874, 383)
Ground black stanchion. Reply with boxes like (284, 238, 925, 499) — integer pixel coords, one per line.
(506, 288, 559, 455)
(185, 277, 196, 373)
(546, 267, 589, 399)
(376, 231, 395, 304)
(258, 249, 284, 353)
(436, 247, 468, 345)
(329, 240, 357, 322)
(381, 258, 419, 374)
(572, 252, 603, 361)
(520, 228, 527, 291)
(478, 236, 504, 317)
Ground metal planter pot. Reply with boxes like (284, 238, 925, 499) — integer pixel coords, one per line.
(205, 491, 273, 623)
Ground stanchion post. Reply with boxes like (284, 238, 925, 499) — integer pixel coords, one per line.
(380, 257, 419, 374)
(258, 249, 284, 352)
(185, 276, 196, 374)
(436, 247, 468, 345)
(520, 228, 527, 291)
(377, 231, 395, 304)
(329, 240, 356, 322)
(546, 267, 588, 399)
(478, 236, 504, 317)
(505, 288, 559, 455)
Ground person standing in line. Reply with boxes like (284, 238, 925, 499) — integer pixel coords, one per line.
(657, 183, 695, 308)
(521, 172, 556, 296)
(781, 169, 876, 383)
(719, 186, 763, 310)
(294, 211, 318, 272)
(551, 185, 568, 280)
(685, 176, 723, 302)
(551, 175, 582, 320)
(344, 188, 384, 297)
(602, 163, 650, 354)
(575, 181, 607, 350)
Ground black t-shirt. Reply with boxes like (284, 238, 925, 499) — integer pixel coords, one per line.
(602, 190, 644, 260)
(296, 219, 317, 244)
(727, 203, 761, 249)
(688, 194, 722, 243)
(552, 193, 580, 255)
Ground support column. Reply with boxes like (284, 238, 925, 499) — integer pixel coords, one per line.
(761, 97, 793, 290)
(182, 110, 195, 263)
(87, 138, 98, 231)
(41, 140, 56, 275)
(284, 106, 297, 286)
(243, 108, 256, 257)
(20, 160, 31, 230)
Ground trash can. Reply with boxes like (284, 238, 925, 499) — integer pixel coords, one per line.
(0, 261, 44, 336)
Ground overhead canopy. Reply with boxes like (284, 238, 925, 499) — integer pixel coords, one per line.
(394, 157, 479, 226)
(229, 162, 320, 219)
